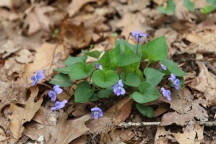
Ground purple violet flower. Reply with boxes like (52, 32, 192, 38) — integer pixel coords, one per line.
(168, 73, 180, 90)
(50, 100, 67, 111)
(96, 63, 103, 70)
(31, 70, 44, 86)
(161, 64, 167, 71)
(112, 80, 126, 96)
(161, 87, 171, 101)
(132, 31, 148, 42)
(91, 107, 103, 120)
(48, 85, 63, 102)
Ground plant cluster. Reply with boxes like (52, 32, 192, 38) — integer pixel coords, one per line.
(158, 0, 216, 15)
(42, 31, 187, 119)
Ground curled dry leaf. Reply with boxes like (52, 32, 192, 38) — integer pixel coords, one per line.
(87, 97, 133, 134)
(24, 113, 91, 144)
(190, 62, 216, 106)
(9, 87, 42, 139)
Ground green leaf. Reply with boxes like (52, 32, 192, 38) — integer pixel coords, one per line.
(82, 50, 101, 58)
(74, 81, 94, 103)
(184, 0, 195, 12)
(64, 56, 87, 66)
(69, 62, 94, 80)
(131, 82, 160, 103)
(96, 88, 113, 98)
(144, 68, 165, 86)
(161, 59, 187, 77)
(125, 72, 141, 87)
(200, 5, 216, 14)
(99, 40, 141, 69)
(49, 73, 73, 87)
(158, 0, 176, 14)
(142, 36, 168, 62)
(92, 70, 119, 88)
(207, 0, 216, 5)
(55, 67, 71, 74)
(136, 103, 154, 118)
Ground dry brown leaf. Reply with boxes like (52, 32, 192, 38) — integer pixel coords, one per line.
(161, 100, 208, 126)
(116, 12, 150, 38)
(181, 29, 216, 54)
(169, 88, 194, 113)
(174, 0, 196, 21)
(0, 127, 6, 142)
(190, 62, 216, 106)
(153, 0, 167, 5)
(154, 127, 175, 144)
(0, 8, 20, 21)
(87, 97, 133, 133)
(24, 113, 91, 144)
(0, 80, 26, 118)
(9, 87, 42, 139)
(174, 123, 204, 144)
(71, 135, 88, 144)
(67, 0, 98, 17)
(23, 43, 67, 85)
(15, 49, 33, 64)
(100, 129, 135, 144)
(23, 4, 55, 35)
(0, 0, 25, 9)
(60, 21, 93, 49)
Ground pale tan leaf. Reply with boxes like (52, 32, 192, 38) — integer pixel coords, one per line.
(161, 100, 208, 126)
(116, 12, 149, 38)
(24, 113, 91, 144)
(190, 62, 216, 106)
(9, 87, 42, 139)
(23, 43, 67, 85)
(174, 123, 204, 144)
(23, 4, 55, 35)
(67, 0, 98, 17)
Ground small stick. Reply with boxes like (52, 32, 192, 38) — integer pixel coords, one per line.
(118, 121, 216, 128)
(118, 122, 161, 128)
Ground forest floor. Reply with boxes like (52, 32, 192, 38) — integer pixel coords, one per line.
(0, 0, 216, 144)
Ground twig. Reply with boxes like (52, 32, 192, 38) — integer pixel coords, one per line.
(118, 122, 161, 128)
(118, 121, 216, 128)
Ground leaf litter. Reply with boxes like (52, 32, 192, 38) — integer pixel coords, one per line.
(0, 0, 216, 143)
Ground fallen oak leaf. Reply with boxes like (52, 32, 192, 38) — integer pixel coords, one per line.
(9, 86, 43, 139)
(24, 113, 91, 144)
(23, 3, 55, 35)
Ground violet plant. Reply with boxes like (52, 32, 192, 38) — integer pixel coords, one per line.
(48, 31, 186, 119)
